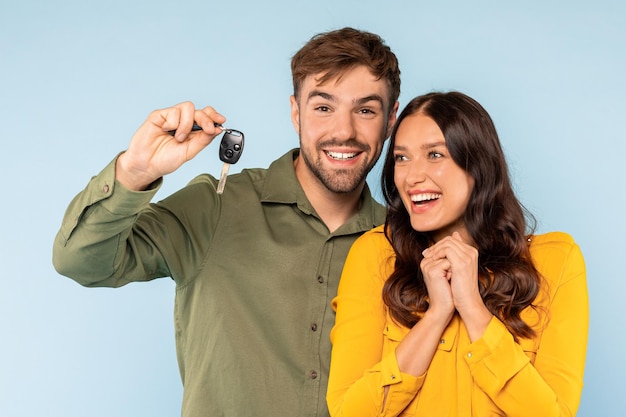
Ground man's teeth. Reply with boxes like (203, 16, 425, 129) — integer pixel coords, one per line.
(326, 151, 357, 160)
(410, 193, 441, 203)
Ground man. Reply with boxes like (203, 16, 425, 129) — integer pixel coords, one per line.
(53, 27, 400, 417)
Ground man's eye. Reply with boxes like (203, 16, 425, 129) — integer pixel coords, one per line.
(315, 106, 330, 112)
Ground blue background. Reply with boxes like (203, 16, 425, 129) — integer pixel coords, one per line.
(1, 1, 623, 415)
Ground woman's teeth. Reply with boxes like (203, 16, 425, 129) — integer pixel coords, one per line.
(410, 193, 441, 204)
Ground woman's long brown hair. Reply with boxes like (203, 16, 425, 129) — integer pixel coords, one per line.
(381, 92, 540, 340)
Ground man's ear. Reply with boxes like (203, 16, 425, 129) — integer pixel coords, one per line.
(289, 95, 300, 133)
(385, 101, 400, 138)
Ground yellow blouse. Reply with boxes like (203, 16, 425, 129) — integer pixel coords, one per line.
(327, 225, 588, 417)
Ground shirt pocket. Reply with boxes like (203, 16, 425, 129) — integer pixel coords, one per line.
(383, 321, 407, 343)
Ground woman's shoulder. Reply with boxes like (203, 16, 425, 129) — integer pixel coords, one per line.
(529, 231, 575, 246)
(529, 231, 585, 286)
(365, 224, 386, 236)
(529, 231, 579, 259)
(348, 224, 395, 260)
(353, 224, 389, 247)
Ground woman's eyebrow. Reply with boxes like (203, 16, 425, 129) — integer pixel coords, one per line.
(421, 141, 446, 149)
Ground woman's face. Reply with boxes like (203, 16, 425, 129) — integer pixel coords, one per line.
(393, 113, 475, 243)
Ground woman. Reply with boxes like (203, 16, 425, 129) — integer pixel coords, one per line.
(327, 91, 588, 416)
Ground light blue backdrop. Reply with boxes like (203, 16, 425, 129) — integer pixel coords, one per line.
(1, 0, 623, 416)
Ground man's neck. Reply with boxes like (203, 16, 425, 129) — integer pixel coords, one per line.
(307, 183, 364, 233)
(294, 158, 364, 233)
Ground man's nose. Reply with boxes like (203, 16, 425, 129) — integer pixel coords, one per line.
(332, 111, 357, 140)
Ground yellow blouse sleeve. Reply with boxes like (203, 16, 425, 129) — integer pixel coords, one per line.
(464, 232, 588, 416)
(327, 228, 423, 417)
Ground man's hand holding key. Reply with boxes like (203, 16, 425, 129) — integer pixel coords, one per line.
(115, 102, 243, 193)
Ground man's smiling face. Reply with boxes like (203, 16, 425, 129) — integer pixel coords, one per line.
(290, 65, 396, 194)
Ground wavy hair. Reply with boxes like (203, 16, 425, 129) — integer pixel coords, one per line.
(381, 91, 540, 340)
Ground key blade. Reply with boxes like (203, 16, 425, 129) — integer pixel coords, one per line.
(216, 162, 230, 194)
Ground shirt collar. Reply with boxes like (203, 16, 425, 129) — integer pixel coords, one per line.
(261, 149, 305, 205)
(261, 149, 386, 233)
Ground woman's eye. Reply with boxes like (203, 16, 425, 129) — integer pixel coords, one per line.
(393, 154, 407, 162)
(428, 151, 444, 159)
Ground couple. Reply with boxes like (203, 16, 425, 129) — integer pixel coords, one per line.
(53, 27, 587, 417)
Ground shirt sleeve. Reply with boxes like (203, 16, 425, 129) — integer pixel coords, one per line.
(464, 235, 588, 417)
(52, 156, 169, 287)
(327, 230, 424, 417)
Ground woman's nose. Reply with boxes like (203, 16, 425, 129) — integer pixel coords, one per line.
(405, 159, 426, 185)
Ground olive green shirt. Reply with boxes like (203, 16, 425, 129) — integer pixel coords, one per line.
(53, 149, 386, 417)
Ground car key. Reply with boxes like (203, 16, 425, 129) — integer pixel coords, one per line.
(168, 122, 245, 194)
(216, 129, 245, 194)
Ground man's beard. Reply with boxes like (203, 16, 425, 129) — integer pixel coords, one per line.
(300, 140, 376, 194)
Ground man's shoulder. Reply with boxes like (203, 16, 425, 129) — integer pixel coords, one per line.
(369, 198, 386, 225)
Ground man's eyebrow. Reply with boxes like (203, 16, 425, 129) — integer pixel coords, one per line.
(305, 91, 385, 106)
(355, 95, 385, 106)
(306, 90, 334, 102)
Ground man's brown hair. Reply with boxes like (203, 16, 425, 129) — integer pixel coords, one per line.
(291, 27, 401, 112)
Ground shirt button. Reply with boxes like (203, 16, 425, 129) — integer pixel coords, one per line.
(311, 323, 318, 332)
(317, 276, 324, 284)
(310, 371, 318, 379)
(102, 184, 110, 193)
(467, 352, 472, 358)
(440, 339, 445, 344)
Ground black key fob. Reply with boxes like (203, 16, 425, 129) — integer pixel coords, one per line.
(219, 130, 245, 164)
